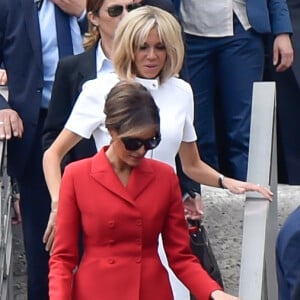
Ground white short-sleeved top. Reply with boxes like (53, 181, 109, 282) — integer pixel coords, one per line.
(65, 72, 197, 170)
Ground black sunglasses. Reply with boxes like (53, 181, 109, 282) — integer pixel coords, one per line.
(121, 134, 161, 151)
(107, 3, 143, 17)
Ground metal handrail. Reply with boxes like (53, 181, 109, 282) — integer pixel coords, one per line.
(0, 86, 13, 300)
(239, 82, 278, 300)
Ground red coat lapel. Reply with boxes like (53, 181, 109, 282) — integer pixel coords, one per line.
(90, 147, 156, 204)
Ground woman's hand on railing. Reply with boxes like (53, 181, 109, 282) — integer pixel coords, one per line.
(211, 290, 240, 300)
(221, 177, 273, 201)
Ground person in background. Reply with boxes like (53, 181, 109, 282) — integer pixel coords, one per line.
(0, 0, 86, 298)
(49, 80, 238, 300)
(264, 0, 300, 185)
(276, 205, 300, 300)
(171, 0, 293, 181)
(43, 6, 273, 299)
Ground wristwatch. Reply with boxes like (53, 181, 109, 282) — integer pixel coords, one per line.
(218, 174, 225, 189)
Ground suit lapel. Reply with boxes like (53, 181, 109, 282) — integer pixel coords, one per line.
(21, 0, 43, 73)
(126, 163, 156, 200)
(77, 45, 97, 92)
(90, 148, 155, 205)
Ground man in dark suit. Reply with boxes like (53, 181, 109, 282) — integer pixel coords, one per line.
(264, 0, 300, 184)
(276, 206, 300, 300)
(172, 0, 293, 181)
(0, 0, 85, 298)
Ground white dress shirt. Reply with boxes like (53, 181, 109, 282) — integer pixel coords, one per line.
(180, 0, 251, 37)
(95, 41, 114, 75)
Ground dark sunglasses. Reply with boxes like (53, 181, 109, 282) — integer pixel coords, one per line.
(121, 134, 161, 151)
(107, 3, 143, 17)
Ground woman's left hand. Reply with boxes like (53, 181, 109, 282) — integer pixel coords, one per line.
(222, 177, 273, 201)
(183, 192, 204, 220)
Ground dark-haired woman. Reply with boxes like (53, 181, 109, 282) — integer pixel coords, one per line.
(49, 80, 238, 300)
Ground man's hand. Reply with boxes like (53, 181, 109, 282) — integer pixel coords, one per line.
(52, 0, 86, 17)
(273, 33, 294, 72)
(0, 109, 23, 139)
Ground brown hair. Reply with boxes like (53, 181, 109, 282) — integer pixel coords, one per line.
(83, 0, 105, 49)
(104, 81, 160, 136)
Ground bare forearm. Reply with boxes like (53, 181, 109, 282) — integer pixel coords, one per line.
(43, 149, 63, 207)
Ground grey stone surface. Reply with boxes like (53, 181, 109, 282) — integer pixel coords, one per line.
(202, 184, 300, 296)
(12, 224, 27, 300)
(12, 184, 300, 299)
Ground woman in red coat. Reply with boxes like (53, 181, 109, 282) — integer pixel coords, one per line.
(49, 81, 239, 300)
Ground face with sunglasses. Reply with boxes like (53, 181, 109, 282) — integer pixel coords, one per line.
(108, 127, 161, 168)
(88, 0, 142, 50)
(107, 2, 142, 17)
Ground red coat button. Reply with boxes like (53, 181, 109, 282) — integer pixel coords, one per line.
(108, 221, 115, 228)
(135, 257, 141, 263)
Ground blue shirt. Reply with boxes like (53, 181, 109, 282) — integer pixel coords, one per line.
(38, 0, 84, 108)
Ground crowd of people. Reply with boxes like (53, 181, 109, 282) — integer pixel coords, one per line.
(0, 0, 299, 299)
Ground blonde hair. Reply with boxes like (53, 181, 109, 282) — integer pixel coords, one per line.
(112, 6, 184, 83)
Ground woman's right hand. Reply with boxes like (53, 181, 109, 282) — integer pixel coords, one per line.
(211, 290, 240, 300)
(42, 129, 83, 252)
(221, 177, 273, 201)
(43, 201, 58, 253)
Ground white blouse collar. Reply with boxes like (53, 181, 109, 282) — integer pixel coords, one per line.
(135, 77, 159, 91)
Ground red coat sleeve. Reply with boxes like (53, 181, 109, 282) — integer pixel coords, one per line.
(49, 165, 81, 300)
(161, 169, 222, 300)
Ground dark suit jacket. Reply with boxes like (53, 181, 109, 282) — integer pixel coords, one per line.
(43, 45, 97, 162)
(287, 0, 300, 85)
(264, 0, 300, 184)
(0, 0, 44, 177)
(172, 0, 292, 34)
(276, 206, 300, 300)
(293, 274, 300, 300)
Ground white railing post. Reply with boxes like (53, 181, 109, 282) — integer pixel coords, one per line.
(238, 82, 278, 300)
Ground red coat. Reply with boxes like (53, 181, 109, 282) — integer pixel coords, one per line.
(49, 147, 220, 300)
